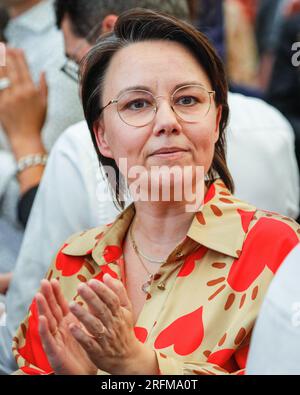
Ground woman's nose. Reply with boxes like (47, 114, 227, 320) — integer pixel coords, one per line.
(152, 100, 182, 136)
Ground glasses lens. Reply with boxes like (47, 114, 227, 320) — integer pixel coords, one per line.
(172, 85, 212, 122)
(61, 59, 79, 83)
(117, 90, 156, 127)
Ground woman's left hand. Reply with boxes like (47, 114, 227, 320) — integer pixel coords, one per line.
(69, 274, 158, 375)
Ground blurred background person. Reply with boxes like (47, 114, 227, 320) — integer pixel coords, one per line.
(192, 0, 226, 61)
(255, 0, 289, 91)
(0, 0, 83, 274)
(225, 0, 260, 95)
(0, 6, 8, 40)
(266, 2, 300, 185)
(192, 0, 260, 96)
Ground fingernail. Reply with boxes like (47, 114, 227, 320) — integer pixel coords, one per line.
(69, 301, 78, 310)
(88, 279, 100, 287)
(78, 283, 87, 292)
(103, 273, 112, 282)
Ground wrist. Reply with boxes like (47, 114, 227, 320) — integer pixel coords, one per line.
(113, 343, 159, 375)
(10, 136, 46, 161)
(16, 153, 48, 195)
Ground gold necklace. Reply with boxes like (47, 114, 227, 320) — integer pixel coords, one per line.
(130, 226, 165, 264)
(129, 224, 163, 293)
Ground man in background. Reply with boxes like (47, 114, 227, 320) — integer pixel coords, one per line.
(266, 6, 300, 179)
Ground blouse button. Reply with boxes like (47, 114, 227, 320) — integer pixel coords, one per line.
(176, 251, 184, 259)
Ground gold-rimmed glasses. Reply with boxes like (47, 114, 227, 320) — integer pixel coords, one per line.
(99, 84, 215, 127)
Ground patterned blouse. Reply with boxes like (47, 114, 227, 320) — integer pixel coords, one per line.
(12, 180, 300, 375)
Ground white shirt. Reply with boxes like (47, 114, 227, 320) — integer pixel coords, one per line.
(0, 0, 83, 223)
(246, 243, 300, 374)
(227, 93, 299, 218)
(0, 92, 299, 374)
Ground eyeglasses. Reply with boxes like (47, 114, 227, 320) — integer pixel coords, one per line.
(61, 57, 79, 82)
(100, 84, 215, 127)
(60, 23, 101, 83)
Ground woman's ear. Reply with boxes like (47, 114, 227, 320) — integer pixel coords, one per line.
(93, 119, 114, 159)
(214, 106, 222, 143)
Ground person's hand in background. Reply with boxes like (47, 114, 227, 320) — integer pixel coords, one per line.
(0, 47, 48, 194)
(0, 47, 48, 157)
(0, 272, 12, 294)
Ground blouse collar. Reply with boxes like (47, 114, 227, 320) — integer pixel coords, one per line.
(62, 180, 257, 265)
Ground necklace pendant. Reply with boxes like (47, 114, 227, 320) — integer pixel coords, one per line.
(141, 281, 150, 294)
(141, 275, 153, 294)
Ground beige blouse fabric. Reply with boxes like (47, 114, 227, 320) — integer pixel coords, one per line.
(12, 180, 300, 375)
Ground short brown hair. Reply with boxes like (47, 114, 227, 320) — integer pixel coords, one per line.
(80, 8, 234, 210)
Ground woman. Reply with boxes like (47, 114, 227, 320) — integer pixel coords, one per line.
(13, 9, 300, 375)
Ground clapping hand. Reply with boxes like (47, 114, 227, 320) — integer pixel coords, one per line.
(36, 279, 97, 375)
(37, 275, 158, 375)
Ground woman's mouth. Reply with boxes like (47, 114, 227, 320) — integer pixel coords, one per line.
(149, 147, 189, 158)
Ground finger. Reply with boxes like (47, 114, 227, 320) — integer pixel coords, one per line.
(39, 71, 48, 101)
(13, 48, 33, 84)
(0, 46, 9, 98)
(36, 292, 57, 334)
(69, 323, 103, 366)
(0, 66, 6, 78)
(87, 279, 122, 316)
(103, 274, 132, 311)
(0, 44, 7, 78)
(5, 48, 21, 86)
(77, 283, 114, 327)
(40, 280, 64, 324)
(38, 315, 61, 364)
(50, 279, 69, 317)
(69, 302, 107, 342)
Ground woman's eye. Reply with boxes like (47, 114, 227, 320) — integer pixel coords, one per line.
(126, 99, 151, 110)
(176, 96, 198, 106)
(177, 96, 197, 105)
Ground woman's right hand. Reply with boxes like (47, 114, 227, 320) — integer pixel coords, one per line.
(36, 279, 97, 375)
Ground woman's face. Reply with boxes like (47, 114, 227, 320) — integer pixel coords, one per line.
(95, 40, 222, 187)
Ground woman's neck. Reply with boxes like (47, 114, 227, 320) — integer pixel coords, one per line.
(132, 200, 196, 248)
(131, 183, 207, 247)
